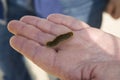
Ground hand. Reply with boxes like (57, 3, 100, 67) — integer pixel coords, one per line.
(106, 0, 120, 19)
(8, 14, 120, 80)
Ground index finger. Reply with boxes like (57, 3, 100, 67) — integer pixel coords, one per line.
(47, 14, 89, 30)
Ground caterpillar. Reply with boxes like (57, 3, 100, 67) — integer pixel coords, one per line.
(46, 32, 73, 47)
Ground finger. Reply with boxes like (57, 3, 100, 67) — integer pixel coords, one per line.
(47, 14, 89, 31)
(10, 35, 57, 71)
(20, 16, 71, 36)
(106, 2, 114, 14)
(114, 7, 120, 19)
(8, 20, 55, 45)
(106, 2, 117, 19)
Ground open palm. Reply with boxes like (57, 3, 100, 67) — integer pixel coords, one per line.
(8, 14, 120, 80)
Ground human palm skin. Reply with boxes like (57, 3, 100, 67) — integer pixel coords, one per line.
(8, 14, 120, 80)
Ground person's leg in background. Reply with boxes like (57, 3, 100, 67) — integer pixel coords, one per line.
(88, 0, 108, 28)
(0, 0, 35, 80)
(0, 25, 32, 80)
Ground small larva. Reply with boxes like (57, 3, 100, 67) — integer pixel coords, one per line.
(46, 32, 73, 47)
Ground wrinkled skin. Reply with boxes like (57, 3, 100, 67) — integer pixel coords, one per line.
(106, 0, 120, 19)
(8, 14, 120, 80)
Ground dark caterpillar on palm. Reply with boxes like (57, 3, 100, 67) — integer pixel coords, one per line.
(46, 32, 73, 47)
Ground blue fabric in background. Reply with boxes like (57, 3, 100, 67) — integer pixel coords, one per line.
(34, 0, 108, 28)
(0, 0, 33, 80)
(34, 0, 62, 18)
(0, 1, 4, 19)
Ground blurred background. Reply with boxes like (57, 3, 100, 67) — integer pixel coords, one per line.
(102, 13, 120, 38)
